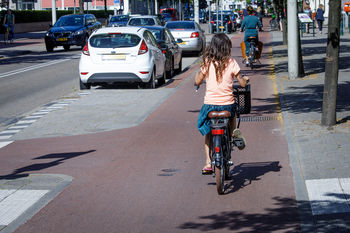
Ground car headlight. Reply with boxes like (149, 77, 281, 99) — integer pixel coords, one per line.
(72, 30, 84, 36)
(46, 32, 52, 37)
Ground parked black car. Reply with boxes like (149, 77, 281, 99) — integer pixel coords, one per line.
(142, 26, 183, 78)
(45, 14, 101, 52)
(210, 13, 234, 33)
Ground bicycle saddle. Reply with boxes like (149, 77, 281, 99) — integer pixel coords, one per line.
(247, 36, 258, 43)
(208, 111, 231, 119)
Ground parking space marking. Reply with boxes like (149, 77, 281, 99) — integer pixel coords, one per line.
(0, 190, 49, 225)
(306, 178, 350, 215)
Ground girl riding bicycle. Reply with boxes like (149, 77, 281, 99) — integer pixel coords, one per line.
(194, 33, 249, 174)
(240, 6, 263, 65)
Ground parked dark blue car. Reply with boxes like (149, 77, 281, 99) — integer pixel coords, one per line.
(108, 15, 129, 27)
(45, 14, 101, 52)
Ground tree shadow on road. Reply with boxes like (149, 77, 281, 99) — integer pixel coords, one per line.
(178, 196, 301, 232)
(254, 82, 350, 115)
(0, 150, 95, 180)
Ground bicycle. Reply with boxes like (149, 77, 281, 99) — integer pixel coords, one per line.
(207, 83, 251, 195)
(246, 36, 258, 70)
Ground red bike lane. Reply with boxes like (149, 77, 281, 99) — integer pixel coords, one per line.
(0, 30, 300, 233)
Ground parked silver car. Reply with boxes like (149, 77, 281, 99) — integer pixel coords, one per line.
(165, 21, 206, 55)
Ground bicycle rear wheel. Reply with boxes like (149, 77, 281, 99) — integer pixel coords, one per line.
(215, 165, 225, 195)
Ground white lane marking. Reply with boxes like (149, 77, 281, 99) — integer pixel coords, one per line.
(0, 129, 20, 134)
(0, 190, 49, 225)
(0, 55, 80, 79)
(8, 125, 28, 130)
(25, 115, 43, 119)
(31, 112, 49, 116)
(0, 135, 12, 140)
(16, 120, 37, 124)
(0, 141, 13, 149)
(306, 178, 350, 215)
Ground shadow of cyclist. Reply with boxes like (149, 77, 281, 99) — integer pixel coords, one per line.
(225, 161, 281, 194)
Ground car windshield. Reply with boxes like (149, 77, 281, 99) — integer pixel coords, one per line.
(90, 33, 141, 48)
(166, 22, 195, 29)
(110, 15, 129, 22)
(55, 16, 84, 27)
(129, 18, 155, 26)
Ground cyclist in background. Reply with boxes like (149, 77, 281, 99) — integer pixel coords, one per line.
(240, 6, 263, 65)
(3, 9, 15, 43)
(194, 33, 249, 174)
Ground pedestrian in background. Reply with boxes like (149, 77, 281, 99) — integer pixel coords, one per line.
(256, 6, 263, 27)
(304, 5, 312, 33)
(2, 9, 15, 43)
(315, 4, 324, 34)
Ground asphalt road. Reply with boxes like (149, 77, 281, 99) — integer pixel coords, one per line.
(0, 39, 198, 134)
(0, 29, 300, 232)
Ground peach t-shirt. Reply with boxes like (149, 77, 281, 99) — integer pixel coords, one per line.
(201, 58, 241, 105)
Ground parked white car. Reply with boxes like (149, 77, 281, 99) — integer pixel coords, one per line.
(79, 27, 166, 89)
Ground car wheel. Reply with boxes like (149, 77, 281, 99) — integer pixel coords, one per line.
(46, 43, 54, 52)
(145, 70, 156, 89)
(175, 57, 182, 74)
(80, 79, 91, 90)
(166, 57, 174, 79)
(63, 45, 70, 51)
(158, 67, 166, 86)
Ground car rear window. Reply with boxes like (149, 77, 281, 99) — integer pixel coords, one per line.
(211, 15, 230, 21)
(129, 18, 155, 26)
(90, 33, 141, 48)
(166, 22, 195, 29)
(110, 15, 129, 22)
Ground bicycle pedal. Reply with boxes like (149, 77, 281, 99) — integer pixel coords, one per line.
(233, 138, 246, 150)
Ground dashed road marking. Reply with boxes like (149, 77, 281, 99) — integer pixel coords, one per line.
(0, 135, 12, 140)
(0, 95, 89, 143)
(0, 141, 13, 149)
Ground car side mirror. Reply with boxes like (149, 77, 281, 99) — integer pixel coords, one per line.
(49, 24, 53, 27)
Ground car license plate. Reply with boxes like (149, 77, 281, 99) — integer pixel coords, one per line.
(57, 38, 68, 42)
(219, 26, 225, 29)
(102, 54, 126, 60)
(177, 41, 186, 45)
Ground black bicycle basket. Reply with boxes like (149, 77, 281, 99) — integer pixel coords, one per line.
(233, 84, 251, 114)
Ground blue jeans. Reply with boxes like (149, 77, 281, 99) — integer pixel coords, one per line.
(4, 24, 14, 40)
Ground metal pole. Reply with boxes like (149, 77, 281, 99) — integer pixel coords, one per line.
(216, 0, 219, 32)
(220, 0, 223, 32)
(194, 0, 199, 24)
(208, 0, 212, 33)
(287, 0, 299, 79)
(51, 0, 57, 25)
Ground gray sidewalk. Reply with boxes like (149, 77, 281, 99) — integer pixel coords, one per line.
(271, 30, 350, 231)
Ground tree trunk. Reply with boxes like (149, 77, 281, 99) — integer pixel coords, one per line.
(79, 0, 84, 14)
(321, 0, 341, 126)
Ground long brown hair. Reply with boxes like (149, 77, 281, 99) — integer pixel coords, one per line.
(202, 33, 232, 83)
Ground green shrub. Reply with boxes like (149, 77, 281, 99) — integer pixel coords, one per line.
(11, 10, 114, 24)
